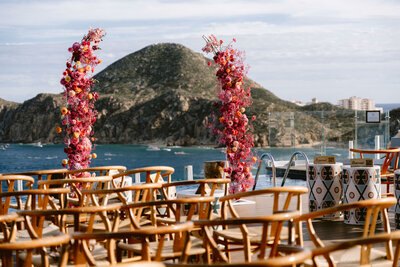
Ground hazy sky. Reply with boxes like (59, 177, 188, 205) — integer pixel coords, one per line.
(0, 0, 399, 104)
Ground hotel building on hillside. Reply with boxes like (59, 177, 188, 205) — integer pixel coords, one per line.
(338, 96, 382, 112)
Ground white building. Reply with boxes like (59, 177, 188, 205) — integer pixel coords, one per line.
(338, 96, 382, 112)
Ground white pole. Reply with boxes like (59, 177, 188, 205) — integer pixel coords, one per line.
(375, 135, 380, 160)
(349, 140, 354, 159)
(134, 173, 141, 183)
(185, 165, 193, 180)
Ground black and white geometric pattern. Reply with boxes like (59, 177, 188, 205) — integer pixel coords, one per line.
(343, 166, 381, 225)
(307, 163, 343, 218)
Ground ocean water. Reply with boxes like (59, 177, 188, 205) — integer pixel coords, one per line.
(0, 144, 348, 189)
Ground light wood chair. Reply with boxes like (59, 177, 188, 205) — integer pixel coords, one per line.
(311, 231, 400, 267)
(165, 246, 312, 266)
(0, 175, 35, 214)
(350, 147, 400, 193)
(120, 196, 217, 230)
(292, 197, 397, 266)
(3, 169, 68, 182)
(112, 166, 175, 187)
(66, 165, 127, 178)
(214, 186, 308, 261)
(0, 233, 71, 267)
(73, 221, 197, 264)
(81, 183, 163, 231)
(19, 203, 123, 265)
(37, 175, 113, 207)
(192, 211, 301, 263)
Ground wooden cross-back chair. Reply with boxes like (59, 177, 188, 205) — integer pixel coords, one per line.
(0, 175, 35, 215)
(0, 212, 71, 267)
(66, 165, 127, 178)
(72, 221, 196, 265)
(214, 186, 308, 262)
(311, 231, 400, 267)
(37, 175, 113, 207)
(120, 196, 217, 230)
(165, 246, 312, 267)
(292, 197, 397, 266)
(80, 183, 163, 231)
(0, 188, 70, 234)
(192, 211, 301, 263)
(3, 169, 68, 182)
(350, 147, 400, 193)
(112, 166, 175, 185)
(0, 234, 71, 267)
(19, 203, 123, 266)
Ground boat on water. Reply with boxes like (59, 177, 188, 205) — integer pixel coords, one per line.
(31, 142, 43, 148)
(146, 145, 160, 151)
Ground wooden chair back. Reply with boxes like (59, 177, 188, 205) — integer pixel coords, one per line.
(165, 246, 312, 266)
(0, 213, 19, 243)
(0, 233, 70, 267)
(37, 175, 112, 206)
(160, 178, 230, 199)
(66, 165, 127, 177)
(71, 221, 195, 264)
(219, 186, 308, 245)
(293, 197, 397, 266)
(193, 211, 301, 263)
(0, 175, 35, 215)
(312, 231, 400, 267)
(81, 182, 163, 206)
(3, 169, 68, 181)
(19, 203, 122, 265)
(112, 166, 175, 186)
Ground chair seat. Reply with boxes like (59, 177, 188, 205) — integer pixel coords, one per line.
(16, 223, 61, 241)
(118, 236, 205, 259)
(306, 245, 391, 267)
(156, 213, 220, 225)
(213, 225, 291, 244)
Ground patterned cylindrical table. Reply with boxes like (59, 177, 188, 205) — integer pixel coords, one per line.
(342, 165, 381, 225)
(395, 170, 400, 229)
(307, 163, 343, 218)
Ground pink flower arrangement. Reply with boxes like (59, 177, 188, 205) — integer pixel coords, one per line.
(58, 27, 105, 174)
(202, 35, 257, 194)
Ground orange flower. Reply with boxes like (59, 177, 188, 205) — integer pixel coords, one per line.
(219, 117, 225, 123)
(73, 132, 80, 139)
(65, 76, 71, 82)
(227, 82, 232, 87)
(75, 87, 82, 94)
(232, 96, 237, 102)
(60, 107, 68, 115)
(92, 153, 97, 159)
(252, 157, 257, 162)
(85, 65, 91, 72)
(87, 93, 93, 100)
(98, 60, 102, 64)
(62, 159, 68, 165)
(56, 126, 62, 134)
(78, 67, 85, 73)
(76, 61, 81, 65)
(226, 68, 230, 73)
(236, 111, 242, 117)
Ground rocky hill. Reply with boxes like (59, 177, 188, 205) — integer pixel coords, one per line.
(0, 43, 357, 147)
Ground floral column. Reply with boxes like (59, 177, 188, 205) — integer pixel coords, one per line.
(58, 28, 105, 173)
(202, 35, 257, 194)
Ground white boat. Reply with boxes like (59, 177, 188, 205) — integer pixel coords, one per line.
(32, 142, 43, 148)
(146, 145, 160, 151)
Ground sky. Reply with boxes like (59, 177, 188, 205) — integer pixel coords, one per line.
(0, 0, 399, 104)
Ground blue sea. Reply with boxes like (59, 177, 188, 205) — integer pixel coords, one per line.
(0, 144, 348, 189)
